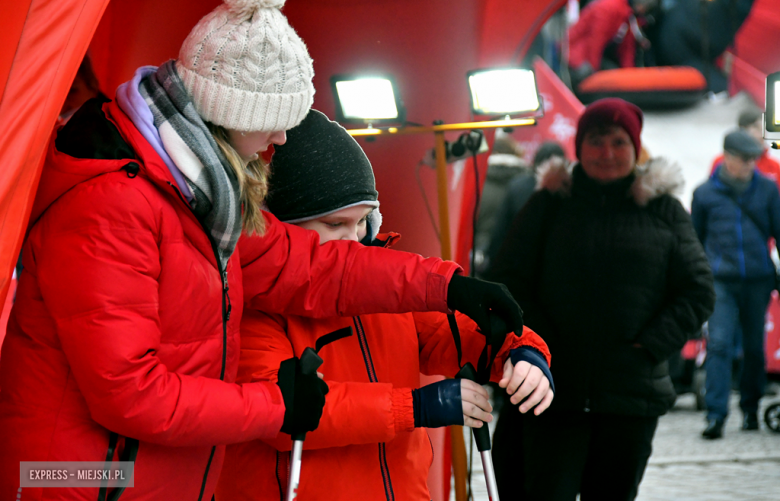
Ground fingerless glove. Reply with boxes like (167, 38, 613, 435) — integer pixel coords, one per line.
(411, 379, 463, 428)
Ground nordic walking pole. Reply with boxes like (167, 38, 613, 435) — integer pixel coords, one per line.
(285, 326, 352, 501)
(449, 311, 508, 501)
(455, 361, 499, 501)
(286, 347, 323, 501)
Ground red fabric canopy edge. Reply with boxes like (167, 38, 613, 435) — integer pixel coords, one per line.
(0, 0, 111, 307)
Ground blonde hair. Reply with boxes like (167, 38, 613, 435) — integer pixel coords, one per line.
(206, 122, 270, 236)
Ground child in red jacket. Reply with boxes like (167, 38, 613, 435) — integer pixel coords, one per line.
(216, 110, 554, 501)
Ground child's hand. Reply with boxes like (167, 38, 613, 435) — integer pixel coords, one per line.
(498, 359, 554, 415)
(460, 379, 493, 428)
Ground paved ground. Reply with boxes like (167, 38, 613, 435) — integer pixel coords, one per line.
(458, 394, 780, 501)
(459, 391, 780, 501)
(638, 392, 780, 501)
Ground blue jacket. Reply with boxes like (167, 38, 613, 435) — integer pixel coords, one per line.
(691, 166, 780, 280)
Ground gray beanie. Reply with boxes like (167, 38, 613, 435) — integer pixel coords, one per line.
(176, 0, 314, 132)
(266, 109, 380, 232)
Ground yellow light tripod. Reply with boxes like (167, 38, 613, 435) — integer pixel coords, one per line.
(348, 117, 535, 501)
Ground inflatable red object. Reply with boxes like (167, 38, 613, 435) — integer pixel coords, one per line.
(577, 66, 707, 108)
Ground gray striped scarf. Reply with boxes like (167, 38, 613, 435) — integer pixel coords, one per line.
(140, 61, 241, 269)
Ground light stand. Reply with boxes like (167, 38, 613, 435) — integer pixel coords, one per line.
(336, 68, 540, 501)
(347, 118, 536, 262)
(763, 71, 780, 149)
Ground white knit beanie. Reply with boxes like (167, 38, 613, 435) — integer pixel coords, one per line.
(176, 0, 315, 132)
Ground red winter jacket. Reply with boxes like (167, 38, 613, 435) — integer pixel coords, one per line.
(216, 236, 551, 501)
(569, 0, 636, 72)
(0, 100, 459, 501)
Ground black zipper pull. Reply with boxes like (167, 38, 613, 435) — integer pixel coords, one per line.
(222, 270, 232, 321)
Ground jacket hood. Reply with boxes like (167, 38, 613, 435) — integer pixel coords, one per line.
(486, 156, 530, 183)
(30, 99, 136, 225)
(537, 156, 684, 206)
(29, 97, 175, 227)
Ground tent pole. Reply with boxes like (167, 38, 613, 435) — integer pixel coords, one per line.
(434, 129, 468, 501)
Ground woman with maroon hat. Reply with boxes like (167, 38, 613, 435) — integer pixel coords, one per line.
(488, 98, 715, 500)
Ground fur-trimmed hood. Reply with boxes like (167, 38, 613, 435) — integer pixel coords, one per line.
(536, 157, 685, 206)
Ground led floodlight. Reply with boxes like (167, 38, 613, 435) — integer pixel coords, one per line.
(765, 71, 780, 140)
(467, 68, 541, 117)
(331, 75, 405, 125)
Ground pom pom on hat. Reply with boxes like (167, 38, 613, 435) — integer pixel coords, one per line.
(224, 0, 286, 18)
(177, 0, 314, 132)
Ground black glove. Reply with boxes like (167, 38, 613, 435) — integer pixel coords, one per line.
(276, 357, 329, 435)
(411, 379, 463, 428)
(447, 274, 524, 342)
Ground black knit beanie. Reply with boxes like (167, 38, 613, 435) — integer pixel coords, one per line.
(266, 109, 379, 223)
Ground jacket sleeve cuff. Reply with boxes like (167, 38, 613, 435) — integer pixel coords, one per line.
(430, 262, 462, 313)
(510, 347, 555, 394)
(253, 381, 287, 438)
(391, 388, 415, 433)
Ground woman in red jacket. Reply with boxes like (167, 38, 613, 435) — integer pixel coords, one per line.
(215, 110, 554, 501)
(0, 2, 523, 500)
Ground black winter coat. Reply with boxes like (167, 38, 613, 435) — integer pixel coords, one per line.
(489, 161, 715, 416)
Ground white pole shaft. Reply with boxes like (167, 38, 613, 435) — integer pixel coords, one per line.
(481, 450, 500, 501)
(285, 440, 304, 501)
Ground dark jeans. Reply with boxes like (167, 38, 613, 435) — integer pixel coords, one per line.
(704, 278, 773, 420)
(493, 409, 658, 501)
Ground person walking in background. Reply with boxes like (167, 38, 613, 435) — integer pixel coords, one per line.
(483, 140, 567, 276)
(473, 130, 528, 276)
(489, 98, 715, 501)
(710, 108, 780, 185)
(216, 109, 554, 501)
(707, 108, 780, 385)
(568, 0, 658, 87)
(692, 129, 780, 439)
(652, 0, 755, 93)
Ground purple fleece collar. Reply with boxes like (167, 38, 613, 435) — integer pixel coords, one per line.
(116, 66, 193, 201)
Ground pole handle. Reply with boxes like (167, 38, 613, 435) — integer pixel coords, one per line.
(455, 363, 492, 452)
(299, 347, 323, 376)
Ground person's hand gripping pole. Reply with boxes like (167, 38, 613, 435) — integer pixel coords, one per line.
(285, 346, 323, 501)
(456, 360, 500, 501)
(277, 327, 352, 501)
(450, 312, 509, 501)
